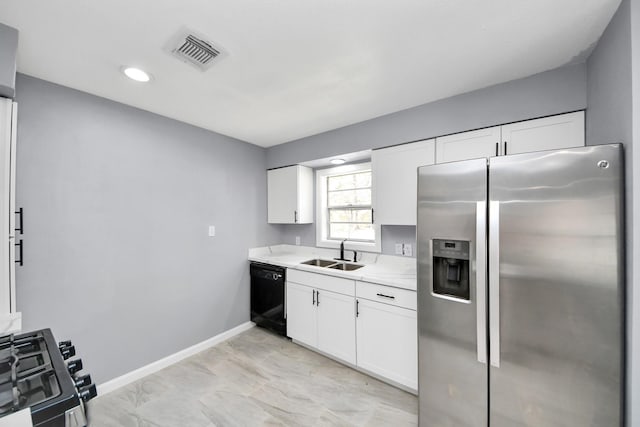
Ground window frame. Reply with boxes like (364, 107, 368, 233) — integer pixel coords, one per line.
(315, 162, 381, 253)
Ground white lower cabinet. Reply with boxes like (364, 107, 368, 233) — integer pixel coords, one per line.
(317, 290, 356, 364)
(286, 282, 317, 347)
(356, 298, 417, 390)
(285, 270, 417, 391)
(286, 280, 356, 365)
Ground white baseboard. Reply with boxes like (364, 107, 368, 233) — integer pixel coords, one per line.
(97, 321, 255, 396)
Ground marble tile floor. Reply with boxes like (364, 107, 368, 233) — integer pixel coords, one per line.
(88, 326, 418, 427)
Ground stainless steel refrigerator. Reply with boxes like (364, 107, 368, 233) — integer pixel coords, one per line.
(417, 144, 623, 426)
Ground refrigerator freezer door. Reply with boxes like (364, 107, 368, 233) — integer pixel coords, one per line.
(488, 144, 623, 427)
(417, 158, 488, 427)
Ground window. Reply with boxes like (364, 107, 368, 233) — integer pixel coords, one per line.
(327, 171, 374, 241)
(316, 163, 380, 252)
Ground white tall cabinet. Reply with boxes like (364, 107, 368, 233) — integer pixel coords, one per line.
(267, 165, 313, 224)
(371, 139, 435, 225)
(0, 97, 20, 333)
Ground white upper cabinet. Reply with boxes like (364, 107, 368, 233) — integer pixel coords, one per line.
(434, 111, 585, 164)
(435, 126, 501, 163)
(372, 139, 435, 225)
(267, 165, 313, 224)
(501, 111, 585, 155)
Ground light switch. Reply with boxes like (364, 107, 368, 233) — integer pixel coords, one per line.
(404, 244, 412, 256)
(295, 236, 301, 245)
(208, 226, 216, 237)
(395, 243, 403, 255)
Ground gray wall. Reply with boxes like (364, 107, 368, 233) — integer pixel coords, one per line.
(0, 23, 18, 98)
(585, 1, 637, 425)
(14, 74, 278, 384)
(269, 63, 588, 257)
(267, 63, 587, 169)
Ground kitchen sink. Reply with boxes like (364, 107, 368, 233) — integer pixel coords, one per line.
(301, 259, 337, 267)
(328, 262, 364, 271)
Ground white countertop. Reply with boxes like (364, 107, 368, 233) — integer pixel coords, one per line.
(248, 244, 417, 291)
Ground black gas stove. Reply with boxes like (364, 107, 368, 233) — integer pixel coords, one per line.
(0, 329, 96, 426)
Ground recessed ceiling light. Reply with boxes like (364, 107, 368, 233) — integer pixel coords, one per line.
(122, 67, 151, 82)
(330, 158, 346, 165)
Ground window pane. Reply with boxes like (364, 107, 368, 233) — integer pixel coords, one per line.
(354, 209, 372, 223)
(354, 189, 371, 205)
(328, 190, 356, 207)
(355, 172, 371, 188)
(329, 208, 372, 223)
(328, 174, 356, 191)
(329, 209, 352, 223)
(328, 171, 371, 191)
(329, 223, 350, 239)
(328, 189, 371, 207)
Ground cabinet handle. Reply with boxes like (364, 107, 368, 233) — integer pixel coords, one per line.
(15, 208, 23, 234)
(504, 141, 508, 155)
(312, 289, 316, 305)
(495, 142, 499, 157)
(15, 239, 23, 266)
(316, 291, 320, 306)
(294, 210, 298, 223)
(356, 299, 359, 317)
(371, 209, 374, 224)
(376, 293, 395, 300)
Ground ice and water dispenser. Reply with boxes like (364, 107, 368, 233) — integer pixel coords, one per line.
(432, 239, 470, 301)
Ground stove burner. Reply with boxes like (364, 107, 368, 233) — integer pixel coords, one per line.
(0, 332, 61, 415)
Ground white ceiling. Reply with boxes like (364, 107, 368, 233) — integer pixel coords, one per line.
(0, 0, 621, 147)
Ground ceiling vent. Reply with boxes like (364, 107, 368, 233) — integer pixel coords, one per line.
(165, 28, 224, 71)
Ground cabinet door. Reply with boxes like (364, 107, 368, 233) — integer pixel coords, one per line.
(356, 299, 417, 390)
(267, 166, 298, 224)
(435, 126, 501, 163)
(316, 290, 356, 365)
(501, 111, 584, 155)
(295, 166, 314, 224)
(286, 282, 317, 347)
(372, 139, 435, 225)
(0, 99, 13, 315)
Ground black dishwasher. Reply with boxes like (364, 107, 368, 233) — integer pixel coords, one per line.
(250, 262, 286, 336)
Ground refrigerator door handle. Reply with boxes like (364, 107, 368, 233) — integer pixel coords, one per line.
(489, 201, 500, 367)
(476, 201, 487, 364)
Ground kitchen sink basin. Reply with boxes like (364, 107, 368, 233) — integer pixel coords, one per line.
(328, 262, 364, 271)
(301, 259, 337, 267)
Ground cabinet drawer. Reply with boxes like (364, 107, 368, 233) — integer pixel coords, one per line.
(288, 269, 355, 296)
(356, 282, 416, 310)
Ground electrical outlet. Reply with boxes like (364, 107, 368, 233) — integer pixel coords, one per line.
(208, 226, 216, 237)
(404, 243, 412, 256)
(295, 236, 301, 246)
(395, 243, 403, 255)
